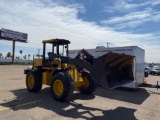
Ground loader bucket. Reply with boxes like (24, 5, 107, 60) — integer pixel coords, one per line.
(63, 51, 134, 89)
(89, 52, 135, 88)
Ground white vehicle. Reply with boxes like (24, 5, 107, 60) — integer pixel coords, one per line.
(69, 46, 145, 89)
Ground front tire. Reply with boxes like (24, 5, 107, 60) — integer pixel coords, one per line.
(50, 72, 74, 102)
(150, 71, 155, 75)
(26, 71, 42, 92)
(79, 72, 97, 94)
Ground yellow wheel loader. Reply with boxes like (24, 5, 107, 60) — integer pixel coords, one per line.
(24, 39, 134, 102)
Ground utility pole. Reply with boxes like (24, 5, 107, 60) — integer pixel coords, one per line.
(12, 40, 16, 63)
(107, 42, 110, 48)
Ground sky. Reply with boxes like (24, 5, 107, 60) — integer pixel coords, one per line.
(0, 0, 160, 63)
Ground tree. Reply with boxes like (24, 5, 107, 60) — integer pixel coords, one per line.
(6, 52, 11, 58)
(16, 56, 19, 59)
(0, 53, 2, 58)
(23, 55, 27, 60)
(19, 50, 23, 59)
(28, 54, 31, 60)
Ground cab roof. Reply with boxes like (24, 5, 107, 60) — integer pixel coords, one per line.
(42, 38, 70, 45)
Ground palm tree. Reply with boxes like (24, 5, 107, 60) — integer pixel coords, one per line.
(19, 50, 23, 59)
(23, 55, 27, 59)
(0, 53, 2, 58)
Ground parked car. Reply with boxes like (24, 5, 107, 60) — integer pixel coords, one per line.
(145, 65, 152, 75)
(145, 67, 150, 74)
(150, 66, 160, 75)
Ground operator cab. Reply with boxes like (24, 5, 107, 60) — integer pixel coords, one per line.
(42, 39, 70, 67)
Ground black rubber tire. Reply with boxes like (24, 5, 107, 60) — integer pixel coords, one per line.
(26, 71, 42, 92)
(150, 71, 155, 75)
(50, 72, 74, 102)
(79, 72, 97, 94)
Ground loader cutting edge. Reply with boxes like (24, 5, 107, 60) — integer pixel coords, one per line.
(64, 51, 135, 89)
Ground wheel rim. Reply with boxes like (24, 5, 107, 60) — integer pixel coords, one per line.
(82, 77, 89, 88)
(53, 79, 64, 96)
(28, 75, 34, 88)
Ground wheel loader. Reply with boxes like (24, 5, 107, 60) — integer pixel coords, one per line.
(24, 38, 135, 102)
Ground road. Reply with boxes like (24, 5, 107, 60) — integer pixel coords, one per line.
(0, 65, 160, 120)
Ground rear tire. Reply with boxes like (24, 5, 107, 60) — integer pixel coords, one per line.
(26, 71, 42, 92)
(50, 72, 74, 102)
(79, 72, 97, 94)
(150, 71, 155, 75)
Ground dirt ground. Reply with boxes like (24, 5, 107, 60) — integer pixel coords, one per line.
(0, 65, 160, 120)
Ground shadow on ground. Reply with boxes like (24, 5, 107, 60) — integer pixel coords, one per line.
(94, 87, 150, 104)
(0, 87, 137, 120)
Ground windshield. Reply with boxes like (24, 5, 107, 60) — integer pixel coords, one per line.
(59, 45, 68, 56)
